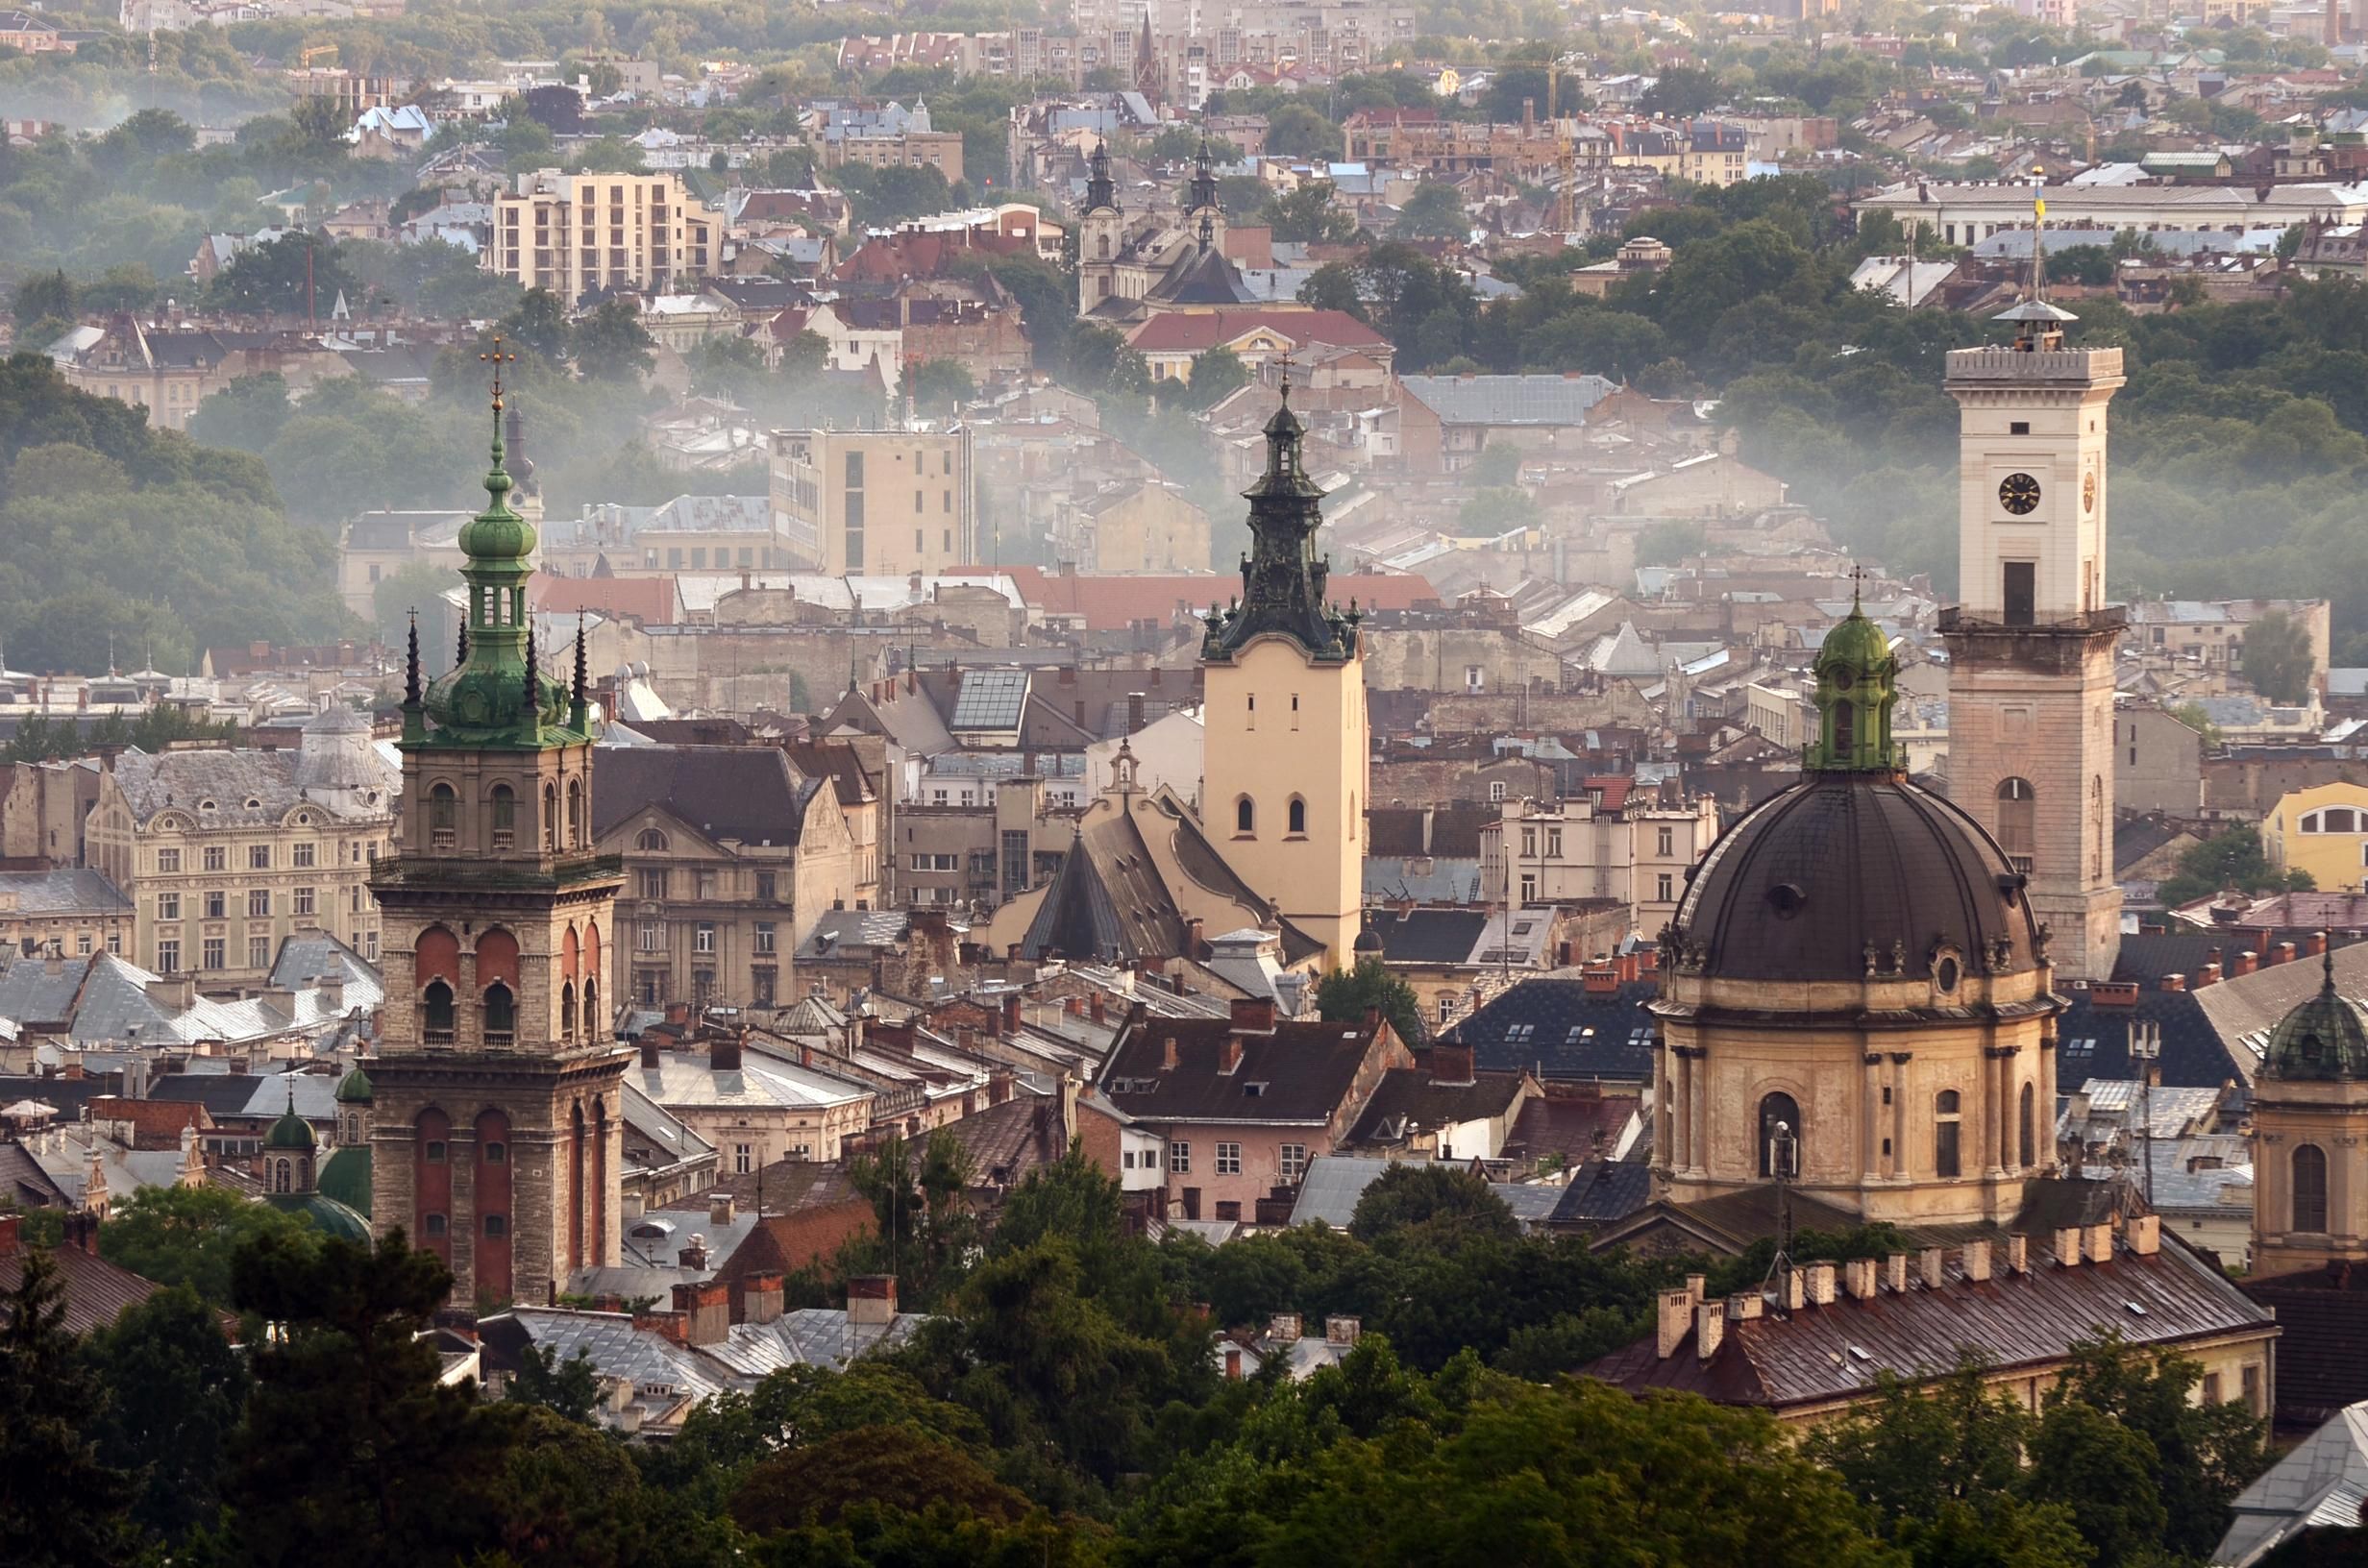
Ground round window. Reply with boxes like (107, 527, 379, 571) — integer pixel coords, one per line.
(1936, 956, 1961, 992)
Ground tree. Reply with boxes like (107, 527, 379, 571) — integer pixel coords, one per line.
(2156, 824, 2310, 906)
(2025, 1399, 2168, 1568)
(207, 231, 356, 318)
(571, 299, 655, 384)
(1176, 345, 1249, 408)
(12, 269, 74, 327)
(186, 373, 294, 453)
(1394, 180, 1468, 239)
(1297, 260, 1368, 319)
(731, 1424, 1028, 1533)
(83, 1283, 249, 1543)
(1314, 956, 1426, 1047)
(1263, 181, 1358, 244)
(1468, 443, 1523, 487)
(1640, 63, 1727, 116)
(1264, 102, 1342, 160)
(0, 1246, 139, 1568)
(506, 1343, 602, 1424)
(904, 357, 976, 415)
(498, 287, 574, 364)
(1348, 1164, 1517, 1248)
(2242, 608, 2314, 703)
(288, 94, 350, 148)
(843, 1129, 977, 1311)
(98, 1182, 322, 1311)
(519, 84, 586, 135)
(1638, 518, 1708, 565)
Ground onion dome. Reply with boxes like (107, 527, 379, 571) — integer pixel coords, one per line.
(2261, 943, 2368, 1080)
(263, 1088, 317, 1151)
(1354, 923, 1385, 956)
(334, 1063, 374, 1104)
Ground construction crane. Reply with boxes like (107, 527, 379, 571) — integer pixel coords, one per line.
(1548, 55, 1576, 235)
(301, 43, 338, 68)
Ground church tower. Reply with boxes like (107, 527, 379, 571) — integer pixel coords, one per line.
(1199, 374, 1368, 971)
(1940, 282, 2125, 981)
(1185, 135, 1226, 255)
(2252, 943, 2368, 1274)
(369, 348, 628, 1311)
(1077, 139, 1124, 314)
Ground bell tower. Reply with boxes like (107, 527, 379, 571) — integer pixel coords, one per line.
(1077, 138, 1125, 313)
(1940, 210, 2125, 983)
(368, 343, 628, 1311)
(1199, 370, 1368, 971)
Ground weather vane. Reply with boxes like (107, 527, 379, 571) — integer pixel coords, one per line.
(481, 334, 517, 412)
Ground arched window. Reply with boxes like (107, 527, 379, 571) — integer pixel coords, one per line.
(2018, 1081, 2035, 1169)
(2294, 1143, 2330, 1233)
(489, 784, 516, 850)
(1758, 1092, 1801, 1178)
(543, 783, 559, 851)
(567, 778, 584, 847)
(582, 978, 600, 1041)
(1996, 777, 2036, 868)
(560, 980, 577, 1040)
(1288, 796, 1307, 835)
(423, 979, 456, 1043)
(1235, 796, 1254, 835)
(1935, 1089, 1963, 1179)
(636, 828, 669, 852)
(1832, 698, 1855, 756)
(274, 1158, 292, 1193)
(2090, 775, 2106, 881)
(429, 782, 457, 849)
(482, 981, 516, 1045)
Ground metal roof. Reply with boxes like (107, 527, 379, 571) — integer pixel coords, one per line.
(1400, 373, 1617, 428)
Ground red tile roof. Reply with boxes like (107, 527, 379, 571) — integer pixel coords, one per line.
(0, 1221, 161, 1335)
(531, 573, 678, 625)
(984, 565, 1438, 631)
(1124, 307, 1388, 355)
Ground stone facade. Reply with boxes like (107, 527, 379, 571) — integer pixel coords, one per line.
(2115, 703, 2206, 817)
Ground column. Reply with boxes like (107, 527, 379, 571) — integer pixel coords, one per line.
(1671, 1049, 1692, 1171)
(1688, 1048, 1708, 1177)
(1997, 1047, 2016, 1172)
(1889, 1052, 1912, 1180)
(1862, 1052, 1883, 1188)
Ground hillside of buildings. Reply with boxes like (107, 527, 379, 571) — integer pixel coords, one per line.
(11, 1, 2368, 1565)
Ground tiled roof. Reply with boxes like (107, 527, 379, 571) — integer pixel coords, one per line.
(1400, 373, 1617, 427)
(1548, 1159, 1653, 1225)
(590, 746, 817, 846)
(1347, 1066, 1526, 1146)
(1124, 306, 1387, 355)
(1365, 906, 1490, 966)
(0, 869, 130, 917)
(1588, 1233, 2273, 1412)
(1442, 977, 1660, 1083)
(0, 1236, 160, 1335)
(1098, 1015, 1392, 1124)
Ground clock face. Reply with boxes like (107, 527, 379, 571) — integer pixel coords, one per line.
(1998, 472, 2042, 516)
(2083, 471, 2097, 513)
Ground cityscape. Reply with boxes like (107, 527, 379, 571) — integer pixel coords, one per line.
(7, 1, 2368, 1562)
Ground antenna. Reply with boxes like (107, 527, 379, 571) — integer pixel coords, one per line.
(2027, 162, 2048, 307)
(1760, 1117, 1799, 1311)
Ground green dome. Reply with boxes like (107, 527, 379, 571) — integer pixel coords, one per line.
(267, 1190, 372, 1242)
(1804, 585, 1903, 774)
(457, 499, 535, 563)
(335, 1063, 374, 1103)
(317, 1143, 373, 1214)
(2262, 952, 2368, 1080)
(264, 1099, 317, 1150)
(1817, 601, 1892, 674)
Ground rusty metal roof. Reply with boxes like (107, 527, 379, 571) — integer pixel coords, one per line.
(1587, 1235, 2275, 1412)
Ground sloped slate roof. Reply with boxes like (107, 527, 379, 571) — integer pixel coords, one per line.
(1098, 1016, 1388, 1125)
(1443, 978, 1660, 1083)
(1400, 373, 1616, 427)
(591, 746, 815, 845)
(2212, 1399, 2368, 1567)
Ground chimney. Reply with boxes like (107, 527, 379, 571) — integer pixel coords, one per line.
(1779, 1267, 1805, 1312)
(1694, 1301, 1724, 1361)
(2276, 942, 2297, 967)
(1127, 692, 1146, 730)
(678, 1233, 710, 1270)
(1962, 1239, 1992, 1283)
(1884, 1252, 1909, 1293)
(2083, 1220, 2114, 1262)
(1065, 996, 1084, 1017)
(2198, 962, 2222, 987)
(2090, 980, 2139, 1009)
(1324, 1315, 1361, 1346)
(634, 1309, 690, 1345)
(2127, 1213, 2161, 1256)
(1726, 1291, 1763, 1321)
(1843, 1257, 1877, 1300)
(1220, 1036, 1245, 1075)
(671, 1280, 729, 1346)
(1161, 1035, 1180, 1071)
(848, 1273, 899, 1327)
(1269, 1311, 1302, 1343)
(1090, 993, 1105, 1024)
(1429, 1042, 1476, 1085)
(2307, 930, 2330, 958)
(745, 1270, 785, 1325)
(319, 973, 344, 1010)
(2055, 1226, 2083, 1265)
(708, 1190, 736, 1227)
(1656, 1286, 1694, 1359)
(2233, 949, 2258, 976)
(1229, 996, 1276, 1033)
(1224, 1346, 1243, 1380)
(2160, 973, 2185, 992)
(639, 1035, 662, 1068)
(1001, 992, 1022, 1035)
(1918, 1246, 1945, 1288)
(709, 1031, 744, 1073)
(2007, 1234, 2030, 1273)
(1804, 1261, 1837, 1307)
(0, 1213, 16, 1257)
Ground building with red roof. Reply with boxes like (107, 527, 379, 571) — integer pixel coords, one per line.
(1124, 308, 1393, 385)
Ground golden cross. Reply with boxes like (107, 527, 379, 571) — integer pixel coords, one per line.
(480, 334, 517, 412)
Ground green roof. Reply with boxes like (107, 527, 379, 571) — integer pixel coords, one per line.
(317, 1143, 373, 1215)
(263, 1094, 317, 1151)
(335, 1064, 374, 1103)
(2262, 954, 2368, 1081)
(267, 1190, 371, 1242)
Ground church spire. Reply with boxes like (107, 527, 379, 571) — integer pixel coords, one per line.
(1804, 570, 1902, 774)
(1084, 137, 1118, 213)
(570, 613, 589, 730)
(1187, 131, 1221, 215)
(1201, 360, 1355, 665)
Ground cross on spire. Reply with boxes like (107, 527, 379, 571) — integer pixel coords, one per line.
(481, 336, 517, 413)
(1277, 349, 1295, 403)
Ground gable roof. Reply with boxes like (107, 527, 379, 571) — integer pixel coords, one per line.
(1124, 307, 1388, 355)
(2213, 1399, 2368, 1567)
(1442, 977, 1660, 1082)
(1400, 373, 1617, 427)
(1097, 1013, 1394, 1124)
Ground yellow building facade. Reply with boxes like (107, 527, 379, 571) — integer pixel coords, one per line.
(2263, 781, 2368, 894)
(1197, 385, 1367, 972)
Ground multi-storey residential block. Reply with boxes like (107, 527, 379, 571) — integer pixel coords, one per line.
(487, 169, 722, 301)
(1481, 785, 1721, 934)
(769, 427, 974, 576)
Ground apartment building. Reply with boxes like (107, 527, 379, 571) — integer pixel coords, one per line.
(487, 169, 723, 301)
(84, 708, 399, 991)
(1480, 784, 1721, 934)
(769, 427, 975, 576)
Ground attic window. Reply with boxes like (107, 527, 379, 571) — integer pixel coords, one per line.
(296, 813, 311, 825)
(1504, 1022, 1536, 1043)
(198, 799, 217, 812)
(2124, 1301, 2148, 1317)
(1243, 1082, 1268, 1097)
(244, 797, 261, 810)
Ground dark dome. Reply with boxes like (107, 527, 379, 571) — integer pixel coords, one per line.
(1672, 772, 2040, 985)
(2260, 957, 2368, 1080)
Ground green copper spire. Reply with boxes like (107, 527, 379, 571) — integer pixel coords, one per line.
(413, 341, 584, 751)
(1804, 572, 1903, 773)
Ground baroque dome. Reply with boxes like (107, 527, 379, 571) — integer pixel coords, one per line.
(2260, 949, 2368, 1081)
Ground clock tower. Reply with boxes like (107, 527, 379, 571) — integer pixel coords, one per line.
(1940, 298, 2125, 981)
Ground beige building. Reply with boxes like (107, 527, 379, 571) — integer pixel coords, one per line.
(819, 130, 965, 182)
(1940, 302, 2124, 981)
(54, 317, 246, 433)
(2116, 702, 2206, 817)
(488, 169, 723, 301)
(0, 870, 133, 962)
(592, 747, 857, 1011)
(2262, 781, 2368, 895)
(86, 709, 400, 990)
(769, 427, 975, 576)
(1052, 480, 1212, 574)
(1482, 788, 1720, 936)
(2250, 955, 2368, 1275)
(633, 1033, 876, 1169)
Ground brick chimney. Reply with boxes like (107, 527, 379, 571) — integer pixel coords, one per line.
(848, 1273, 899, 1327)
(2198, 962, 2222, 987)
(1843, 1257, 1877, 1300)
(2307, 930, 2331, 958)
(1962, 1239, 1992, 1283)
(2160, 973, 2186, 992)
(678, 1233, 710, 1270)
(1229, 996, 1276, 1034)
(2276, 942, 2297, 967)
(634, 1309, 690, 1345)
(1884, 1252, 1909, 1293)
(2090, 980, 2139, 1009)
(2126, 1213, 2161, 1256)
(1090, 993, 1106, 1024)
(1694, 1301, 1724, 1361)
(1324, 1315, 1361, 1346)
(1726, 1291, 1763, 1321)
(1219, 1035, 1245, 1075)
(2054, 1226, 2083, 1266)
(710, 1031, 744, 1073)
(1656, 1286, 1695, 1359)
(2007, 1234, 2030, 1273)
(1269, 1311, 1302, 1343)
(0, 1213, 16, 1258)
(1429, 1042, 1476, 1086)
(1002, 992, 1023, 1035)
(671, 1280, 729, 1346)
(2083, 1220, 2114, 1262)
(1918, 1246, 1945, 1288)
(1803, 1262, 1837, 1306)
(1161, 1035, 1180, 1071)
(708, 1190, 736, 1227)
(744, 1270, 785, 1325)
(2233, 949, 2259, 976)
